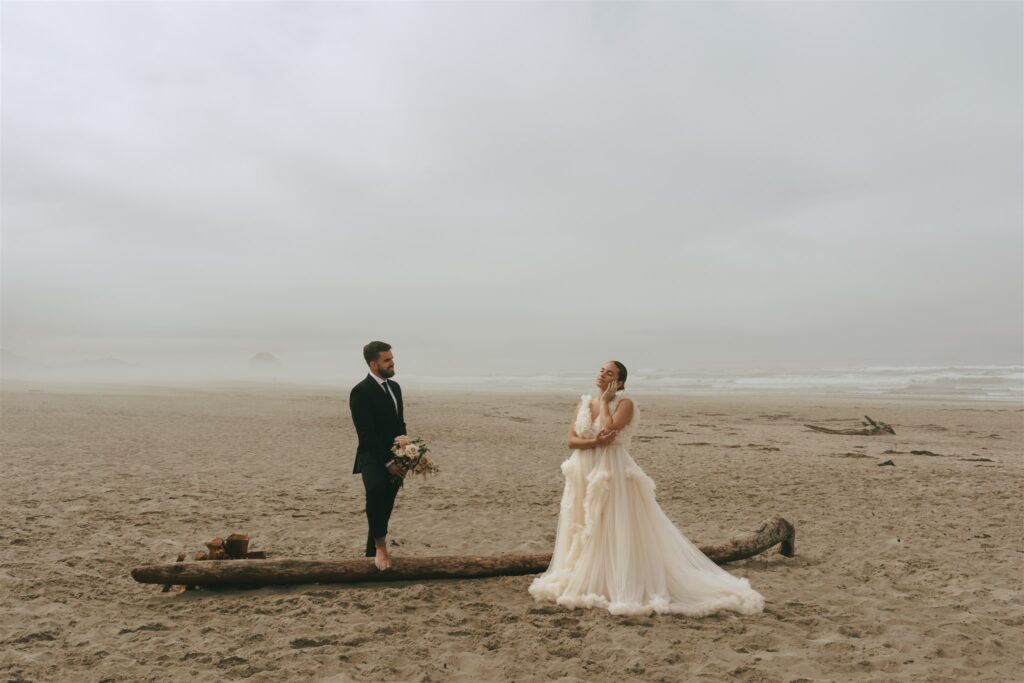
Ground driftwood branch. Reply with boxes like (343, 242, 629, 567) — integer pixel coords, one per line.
(131, 517, 795, 588)
(805, 415, 895, 436)
(699, 515, 795, 563)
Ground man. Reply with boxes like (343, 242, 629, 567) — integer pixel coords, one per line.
(349, 341, 408, 570)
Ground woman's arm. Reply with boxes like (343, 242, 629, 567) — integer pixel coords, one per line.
(568, 401, 616, 450)
(569, 428, 615, 450)
(598, 393, 634, 432)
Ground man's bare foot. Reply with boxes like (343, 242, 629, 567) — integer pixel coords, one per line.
(373, 539, 391, 571)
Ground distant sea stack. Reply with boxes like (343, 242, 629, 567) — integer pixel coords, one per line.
(249, 352, 282, 369)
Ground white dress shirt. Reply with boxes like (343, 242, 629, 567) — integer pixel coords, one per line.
(370, 371, 398, 411)
(369, 371, 398, 468)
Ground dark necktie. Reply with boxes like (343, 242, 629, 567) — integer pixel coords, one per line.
(382, 380, 396, 411)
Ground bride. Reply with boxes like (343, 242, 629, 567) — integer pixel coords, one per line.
(529, 361, 765, 616)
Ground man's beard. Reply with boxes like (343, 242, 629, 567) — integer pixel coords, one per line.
(380, 366, 395, 378)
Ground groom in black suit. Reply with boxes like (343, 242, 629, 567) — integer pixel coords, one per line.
(349, 341, 408, 570)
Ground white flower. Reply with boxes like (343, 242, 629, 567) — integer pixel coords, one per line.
(404, 444, 420, 457)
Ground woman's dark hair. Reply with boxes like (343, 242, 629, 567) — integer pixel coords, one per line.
(611, 360, 627, 389)
(363, 341, 392, 365)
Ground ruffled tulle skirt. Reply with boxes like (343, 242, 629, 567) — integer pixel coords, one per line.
(529, 446, 764, 616)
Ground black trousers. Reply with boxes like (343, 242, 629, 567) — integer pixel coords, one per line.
(361, 464, 401, 557)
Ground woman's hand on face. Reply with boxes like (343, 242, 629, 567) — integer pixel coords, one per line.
(600, 380, 618, 403)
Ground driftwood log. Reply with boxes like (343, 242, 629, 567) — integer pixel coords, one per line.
(132, 517, 795, 588)
(700, 515, 795, 564)
(805, 415, 895, 436)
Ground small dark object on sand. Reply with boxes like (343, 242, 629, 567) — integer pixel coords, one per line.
(878, 459, 895, 467)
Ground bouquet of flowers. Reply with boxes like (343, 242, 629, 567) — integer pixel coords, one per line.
(389, 436, 439, 487)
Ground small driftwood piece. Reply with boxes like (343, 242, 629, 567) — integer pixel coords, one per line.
(163, 534, 264, 591)
(132, 517, 795, 588)
(206, 538, 226, 560)
(224, 534, 250, 559)
(805, 415, 895, 436)
(161, 553, 188, 593)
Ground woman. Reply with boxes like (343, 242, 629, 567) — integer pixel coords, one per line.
(529, 361, 765, 616)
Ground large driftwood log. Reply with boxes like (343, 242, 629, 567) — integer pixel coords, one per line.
(131, 517, 795, 587)
(805, 415, 895, 436)
(132, 553, 551, 586)
(698, 516, 795, 563)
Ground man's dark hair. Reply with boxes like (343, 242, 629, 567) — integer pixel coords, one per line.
(363, 341, 392, 365)
(611, 360, 628, 389)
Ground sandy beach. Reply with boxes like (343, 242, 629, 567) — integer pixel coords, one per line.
(1, 382, 1021, 682)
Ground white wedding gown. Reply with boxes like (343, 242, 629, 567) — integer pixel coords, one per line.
(529, 394, 765, 616)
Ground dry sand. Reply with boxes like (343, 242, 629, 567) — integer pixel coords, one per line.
(1, 382, 1021, 682)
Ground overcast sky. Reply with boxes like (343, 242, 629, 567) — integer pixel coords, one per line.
(2, 1, 1021, 377)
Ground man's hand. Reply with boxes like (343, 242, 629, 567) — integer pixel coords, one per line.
(386, 462, 407, 479)
(395, 435, 410, 448)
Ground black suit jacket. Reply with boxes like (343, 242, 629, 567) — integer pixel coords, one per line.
(349, 374, 407, 475)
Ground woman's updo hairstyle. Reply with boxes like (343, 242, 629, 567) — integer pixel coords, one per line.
(611, 360, 627, 390)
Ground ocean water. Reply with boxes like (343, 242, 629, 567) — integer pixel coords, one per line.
(4, 358, 1020, 403)
(405, 366, 1024, 402)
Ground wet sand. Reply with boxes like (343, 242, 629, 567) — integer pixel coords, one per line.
(1, 382, 1021, 681)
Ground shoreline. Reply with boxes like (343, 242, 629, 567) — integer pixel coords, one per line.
(3, 376, 1020, 405)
